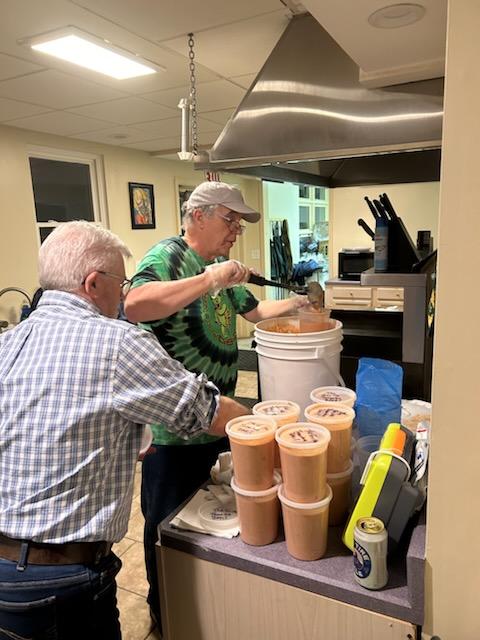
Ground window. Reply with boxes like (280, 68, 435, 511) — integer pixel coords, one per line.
(298, 184, 309, 199)
(299, 205, 310, 230)
(28, 147, 107, 244)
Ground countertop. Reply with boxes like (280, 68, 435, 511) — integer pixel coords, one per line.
(159, 500, 425, 625)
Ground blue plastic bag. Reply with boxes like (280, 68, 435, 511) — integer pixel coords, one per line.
(355, 358, 403, 438)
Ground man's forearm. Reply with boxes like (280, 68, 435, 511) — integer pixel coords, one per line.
(124, 272, 211, 322)
(243, 297, 303, 323)
(208, 396, 251, 436)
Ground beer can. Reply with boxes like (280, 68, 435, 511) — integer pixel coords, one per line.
(353, 517, 388, 589)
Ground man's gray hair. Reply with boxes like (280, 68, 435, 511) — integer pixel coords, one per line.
(38, 221, 132, 291)
(181, 203, 217, 230)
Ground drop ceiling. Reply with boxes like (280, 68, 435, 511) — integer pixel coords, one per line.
(0, 0, 447, 159)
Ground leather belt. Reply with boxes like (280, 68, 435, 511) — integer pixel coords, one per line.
(0, 534, 113, 566)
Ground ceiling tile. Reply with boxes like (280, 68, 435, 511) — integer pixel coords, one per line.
(302, 0, 447, 74)
(70, 0, 283, 42)
(199, 108, 235, 125)
(229, 73, 257, 89)
(145, 80, 246, 112)
(162, 10, 289, 77)
(125, 136, 180, 152)
(0, 97, 50, 121)
(72, 125, 152, 144)
(0, 70, 127, 109)
(6, 111, 113, 136)
(69, 97, 177, 125)
(0, 53, 44, 80)
(132, 115, 221, 138)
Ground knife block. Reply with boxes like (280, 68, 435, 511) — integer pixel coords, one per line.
(386, 218, 420, 272)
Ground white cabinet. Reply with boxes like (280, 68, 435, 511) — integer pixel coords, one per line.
(160, 548, 417, 640)
(325, 282, 404, 310)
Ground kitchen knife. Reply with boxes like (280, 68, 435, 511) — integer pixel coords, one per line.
(372, 198, 389, 221)
(380, 193, 399, 221)
(364, 196, 380, 220)
(357, 218, 375, 239)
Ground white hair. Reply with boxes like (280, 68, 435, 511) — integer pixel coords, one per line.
(181, 203, 217, 230)
(38, 221, 132, 291)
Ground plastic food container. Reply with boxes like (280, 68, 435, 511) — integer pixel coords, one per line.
(231, 472, 281, 546)
(198, 501, 239, 532)
(275, 423, 330, 503)
(253, 400, 301, 469)
(304, 403, 355, 473)
(298, 305, 332, 332)
(310, 386, 357, 408)
(226, 416, 277, 491)
(278, 483, 332, 561)
(327, 460, 354, 526)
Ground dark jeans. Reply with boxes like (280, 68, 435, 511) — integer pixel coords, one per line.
(141, 439, 229, 631)
(0, 552, 122, 640)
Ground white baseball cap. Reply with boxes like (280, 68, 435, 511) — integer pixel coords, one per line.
(187, 181, 261, 223)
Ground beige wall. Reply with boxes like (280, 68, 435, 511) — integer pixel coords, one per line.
(423, 1, 480, 638)
(329, 182, 439, 277)
(0, 124, 262, 324)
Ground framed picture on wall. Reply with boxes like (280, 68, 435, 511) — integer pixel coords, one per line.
(129, 182, 156, 229)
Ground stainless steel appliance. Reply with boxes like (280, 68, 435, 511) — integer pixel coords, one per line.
(338, 250, 374, 281)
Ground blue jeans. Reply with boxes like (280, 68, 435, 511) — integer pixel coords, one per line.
(0, 552, 122, 640)
(141, 439, 228, 632)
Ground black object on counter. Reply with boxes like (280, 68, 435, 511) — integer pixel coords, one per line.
(379, 193, 399, 221)
(364, 196, 380, 220)
(372, 198, 389, 221)
(357, 218, 375, 239)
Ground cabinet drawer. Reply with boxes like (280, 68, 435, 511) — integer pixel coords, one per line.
(374, 287, 404, 302)
(331, 286, 372, 301)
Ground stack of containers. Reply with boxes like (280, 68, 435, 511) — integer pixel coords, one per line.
(276, 423, 332, 560)
(252, 400, 301, 468)
(305, 387, 356, 526)
(227, 416, 281, 546)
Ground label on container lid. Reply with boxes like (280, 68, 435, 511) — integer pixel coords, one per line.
(198, 502, 239, 531)
(281, 427, 322, 443)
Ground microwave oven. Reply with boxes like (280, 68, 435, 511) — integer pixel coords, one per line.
(338, 250, 374, 281)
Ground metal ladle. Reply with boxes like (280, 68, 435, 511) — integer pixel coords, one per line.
(248, 274, 325, 308)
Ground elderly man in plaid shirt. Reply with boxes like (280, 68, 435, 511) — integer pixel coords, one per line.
(0, 221, 248, 640)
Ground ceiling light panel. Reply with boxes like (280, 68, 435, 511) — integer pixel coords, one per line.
(24, 27, 160, 79)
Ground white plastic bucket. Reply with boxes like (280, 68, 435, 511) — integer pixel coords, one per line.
(254, 317, 344, 413)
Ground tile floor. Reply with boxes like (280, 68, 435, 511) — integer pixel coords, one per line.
(115, 369, 258, 639)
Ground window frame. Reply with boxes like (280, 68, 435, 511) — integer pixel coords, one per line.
(28, 145, 109, 247)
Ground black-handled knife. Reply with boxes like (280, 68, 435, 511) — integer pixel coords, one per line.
(380, 193, 399, 221)
(364, 196, 380, 220)
(357, 218, 375, 239)
(372, 198, 389, 221)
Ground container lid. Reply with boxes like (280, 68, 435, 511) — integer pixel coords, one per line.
(304, 402, 355, 424)
(253, 400, 300, 418)
(310, 386, 356, 405)
(275, 422, 331, 449)
(277, 483, 333, 510)
(198, 501, 239, 531)
(230, 471, 282, 498)
(327, 460, 354, 479)
(225, 415, 277, 441)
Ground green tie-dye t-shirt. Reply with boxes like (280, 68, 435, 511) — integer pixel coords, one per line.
(131, 236, 258, 445)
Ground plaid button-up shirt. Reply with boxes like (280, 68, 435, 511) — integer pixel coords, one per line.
(0, 291, 219, 543)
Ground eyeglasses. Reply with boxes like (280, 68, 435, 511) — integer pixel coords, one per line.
(216, 213, 246, 235)
(81, 271, 133, 297)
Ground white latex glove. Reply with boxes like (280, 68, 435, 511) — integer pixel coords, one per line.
(289, 293, 310, 310)
(204, 260, 250, 295)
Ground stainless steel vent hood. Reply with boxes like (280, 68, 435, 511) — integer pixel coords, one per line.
(206, 13, 443, 175)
